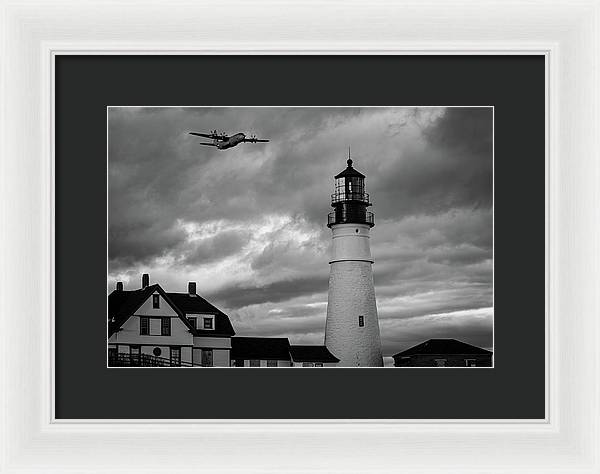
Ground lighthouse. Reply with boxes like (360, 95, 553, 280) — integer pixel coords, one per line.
(324, 153, 384, 367)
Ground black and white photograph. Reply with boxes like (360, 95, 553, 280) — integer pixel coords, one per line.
(107, 106, 494, 368)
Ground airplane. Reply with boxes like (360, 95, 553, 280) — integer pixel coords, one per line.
(188, 130, 269, 150)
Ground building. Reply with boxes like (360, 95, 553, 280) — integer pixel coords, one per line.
(108, 275, 340, 368)
(230, 337, 292, 367)
(289, 345, 340, 367)
(230, 337, 339, 367)
(324, 156, 384, 367)
(392, 339, 493, 367)
(108, 274, 235, 367)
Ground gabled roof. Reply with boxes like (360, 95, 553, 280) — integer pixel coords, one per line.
(393, 339, 493, 358)
(107, 284, 234, 337)
(230, 337, 291, 361)
(168, 292, 235, 336)
(109, 285, 157, 319)
(108, 284, 179, 337)
(289, 345, 339, 363)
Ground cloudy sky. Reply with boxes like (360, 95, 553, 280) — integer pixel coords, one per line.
(108, 107, 493, 363)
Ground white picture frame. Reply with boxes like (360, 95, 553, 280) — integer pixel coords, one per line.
(1, 1, 598, 472)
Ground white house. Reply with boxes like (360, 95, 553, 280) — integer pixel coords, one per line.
(108, 274, 235, 367)
(108, 274, 340, 368)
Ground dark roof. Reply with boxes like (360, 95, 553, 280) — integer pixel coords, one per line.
(109, 285, 157, 319)
(166, 292, 235, 336)
(230, 337, 291, 361)
(107, 284, 234, 337)
(108, 284, 170, 337)
(393, 339, 493, 358)
(289, 345, 339, 363)
(334, 158, 365, 179)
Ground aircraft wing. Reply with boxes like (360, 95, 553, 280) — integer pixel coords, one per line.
(189, 132, 228, 141)
(197, 142, 218, 147)
(243, 138, 270, 143)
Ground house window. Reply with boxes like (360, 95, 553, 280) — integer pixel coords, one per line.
(249, 360, 260, 367)
(161, 317, 171, 336)
(187, 317, 197, 329)
(170, 347, 181, 366)
(152, 294, 160, 309)
(465, 359, 477, 367)
(314, 362, 323, 367)
(434, 359, 447, 367)
(234, 359, 245, 367)
(203, 317, 213, 329)
(358, 315, 364, 327)
(130, 345, 141, 366)
(140, 317, 149, 335)
(201, 349, 213, 367)
(267, 360, 277, 367)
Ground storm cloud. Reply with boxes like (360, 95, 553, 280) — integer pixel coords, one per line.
(108, 107, 493, 356)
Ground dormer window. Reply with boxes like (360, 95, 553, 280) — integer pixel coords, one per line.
(152, 294, 160, 309)
(187, 317, 197, 329)
(203, 317, 213, 329)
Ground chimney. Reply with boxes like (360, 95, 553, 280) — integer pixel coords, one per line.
(142, 273, 149, 288)
(188, 281, 196, 295)
(116, 281, 123, 291)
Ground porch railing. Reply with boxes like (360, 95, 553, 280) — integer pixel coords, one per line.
(108, 352, 203, 367)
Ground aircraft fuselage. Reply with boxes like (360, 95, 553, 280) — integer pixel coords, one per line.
(216, 132, 245, 149)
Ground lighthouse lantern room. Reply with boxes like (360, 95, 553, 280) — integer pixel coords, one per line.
(328, 157, 374, 228)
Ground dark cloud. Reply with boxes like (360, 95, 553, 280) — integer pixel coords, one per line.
(108, 107, 493, 354)
(108, 220, 187, 271)
(372, 107, 493, 220)
(380, 309, 494, 355)
(210, 276, 329, 309)
(183, 230, 249, 266)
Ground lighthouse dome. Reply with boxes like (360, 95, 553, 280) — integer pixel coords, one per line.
(334, 158, 365, 179)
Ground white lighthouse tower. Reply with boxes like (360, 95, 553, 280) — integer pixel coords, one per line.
(324, 154, 383, 367)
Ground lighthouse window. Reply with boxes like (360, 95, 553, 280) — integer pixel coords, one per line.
(358, 315, 365, 327)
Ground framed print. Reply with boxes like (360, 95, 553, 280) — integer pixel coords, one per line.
(2, 1, 599, 473)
